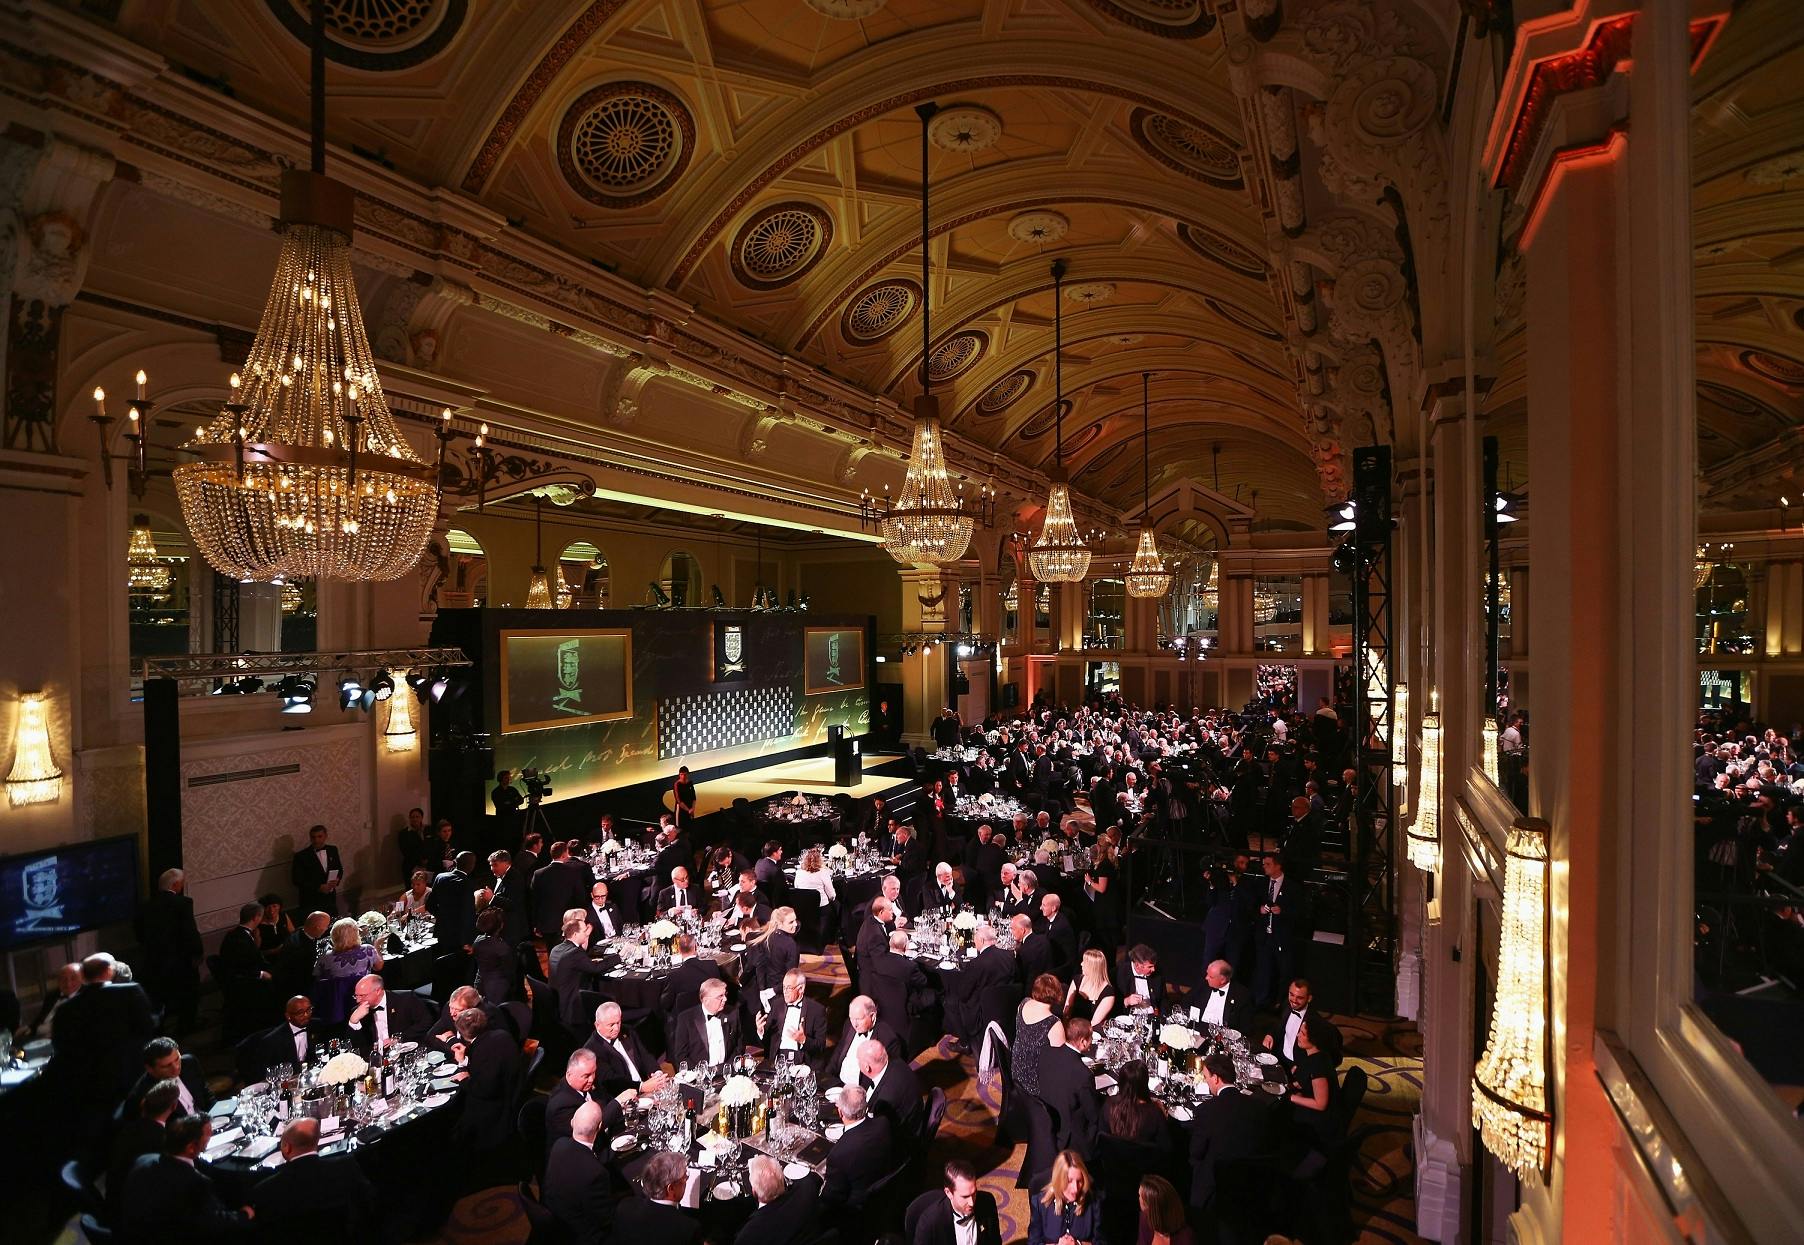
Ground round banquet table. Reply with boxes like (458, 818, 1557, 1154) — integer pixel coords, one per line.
(591, 948, 742, 1013)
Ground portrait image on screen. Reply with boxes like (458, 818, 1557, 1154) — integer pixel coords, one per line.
(500, 629, 633, 733)
(0, 835, 140, 951)
(805, 627, 865, 695)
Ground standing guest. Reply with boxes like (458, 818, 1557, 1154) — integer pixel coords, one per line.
(908, 1158, 1003, 1245)
(392, 870, 434, 919)
(672, 765, 698, 826)
(290, 824, 343, 917)
(397, 806, 429, 879)
(429, 850, 480, 953)
(1041, 893, 1077, 980)
(1012, 972, 1066, 1098)
(748, 906, 801, 1004)
(256, 895, 295, 954)
(738, 1154, 823, 1245)
(947, 921, 1016, 1054)
(1014, 913, 1059, 991)
(449, 1007, 521, 1147)
(1065, 948, 1118, 1026)
(122, 1036, 214, 1118)
(118, 1113, 254, 1243)
(1136, 1174, 1194, 1245)
(653, 818, 693, 887)
(964, 824, 1005, 907)
(275, 912, 331, 1001)
(861, 928, 931, 1040)
(1025, 1150, 1105, 1245)
(1083, 837, 1122, 961)
(248, 1117, 374, 1241)
(550, 910, 615, 1034)
(343, 973, 432, 1053)
(109, 1078, 181, 1219)
(544, 1100, 616, 1244)
(313, 917, 382, 983)
(1041, 1018, 1103, 1159)
(136, 869, 202, 1033)
(217, 903, 275, 1041)
(514, 830, 543, 881)
(26, 961, 81, 1039)
(486, 849, 530, 946)
(613, 1150, 703, 1242)
(758, 967, 828, 1072)
(585, 1001, 668, 1097)
(470, 908, 518, 1003)
(429, 818, 463, 875)
(532, 841, 591, 940)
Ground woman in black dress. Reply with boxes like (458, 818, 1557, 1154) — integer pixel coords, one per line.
(749, 906, 801, 1001)
(672, 765, 698, 825)
(1084, 836, 1122, 961)
(1288, 1014, 1342, 1147)
(470, 907, 518, 1003)
(1104, 1059, 1170, 1148)
(1013, 972, 1066, 1098)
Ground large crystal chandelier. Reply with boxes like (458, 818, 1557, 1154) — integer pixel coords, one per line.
(525, 494, 554, 609)
(1002, 579, 1019, 612)
(1253, 588, 1280, 625)
(1124, 373, 1171, 599)
(1391, 681, 1409, 786)
(1028, 259, 1090, 583)
(1407, 694, 1442, 872)
(172, 5, 438, 583)
(127, 514, 173, 596)
(1472, 816, 1553, 1180)
(1693, 543, 1713, 591)
(882, 101, 972, 566)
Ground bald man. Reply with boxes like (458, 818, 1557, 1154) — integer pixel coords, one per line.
(544, 1101, 615, 1245)
(249, 1117, 374, 1235)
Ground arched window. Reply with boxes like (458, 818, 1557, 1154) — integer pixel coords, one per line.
(657, 550, 702, 607)
(560, 540, 608, 608)
(444, 528, 488, 607)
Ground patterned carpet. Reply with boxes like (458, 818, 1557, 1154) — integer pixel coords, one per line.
(421, 948, 1427, 1245)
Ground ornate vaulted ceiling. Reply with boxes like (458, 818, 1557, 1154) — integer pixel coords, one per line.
(92, 0, 1476, 534)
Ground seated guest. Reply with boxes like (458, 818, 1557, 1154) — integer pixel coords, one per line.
(1026, 1150, 1105, 1245)
(448, 1006, 520, 1147)
(1137, 1174, 1195, 1245)
(546, 1049, 633, 1149)
(754, 841, 785, 892)
(1117, 944, 1166, 1010)
(1261, 977, 1342, 1070)
(730, 870, 773, 921)
(118, 1113, 254, 1243)
(908, 1158, 1003, 1245)
(26, 961, 81, 1039)
(856, 897, 902, 967)
(613, 1149, 702, 1242)
(672, 978, 742, 1071)
(737, 1155, 822, 1245)
(831, 994, 906, 1088)
(820, 1085, 893, 1212)
(857, 1037, 924, 1139)
(656, 866, 705, 918)
(862, 929, 931, 1038)
(659, 934, 725, 1020)
(791, 847, 838, 912)
(1065, 948, 1118, 1027)
(586, 1002, 668, 1097)
(122, 1036, 214, 1119)
(256, 895, 294, 956)
(921, 861, 963, 913)
(1102, 1060, 1168, 1148)
(109, 1078, 181, 1218)
(582, 880, 623, 942)
(469, 907, 518, 1003)
(1188, 1052, 1277, 1215)
(544, 1101, 616, 1245)
(1040, 1018, 1103, 1159)
(947, 921, 1016, 1054)
(1286, 1014, 1342, 1148)
(757, 967, 828, 1072)
(1041, 893, 1077, 977)
(343, 973, 432, 1053)
(748, 907, 801, 1004)
(549, 909, 614, 1034)
(239, 996, 335, 1082)
(427, 986, 508, 1052)
(274, 912, 332, 1001)
(313, 917, 382, 982)
(248, 1118, 374, 1243)
(1194, 959, 1254, 1033)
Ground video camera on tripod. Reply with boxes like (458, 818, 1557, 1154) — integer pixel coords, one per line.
(521, 767, 553, 804)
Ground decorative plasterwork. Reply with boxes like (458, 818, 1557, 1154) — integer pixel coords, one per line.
(264, 0, 467, 71)
(1065, 281, 1117, 305)
(928, 331, 987, 382)
(1082, 0, 1217, 39)
(1176, 222, 1266, 277)
(557, 81, 695, 209)
(840, 278, 920, 344)
(730, 202, 834, 288)
(1008, 211, 1070, 245)
(977, 369, 1035, 413)
(804, 0, 889, 17)
(1129, 109, 1244, 187)
(1740, 350, 1804, 389)
(928, 106, 1004, 154)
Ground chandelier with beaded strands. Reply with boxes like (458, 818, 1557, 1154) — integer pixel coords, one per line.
(1028, 259, 1090, 583)
(1124, 373, 1172, 599)
(171, 3, 439, 583)
(880, 101, 974, 567)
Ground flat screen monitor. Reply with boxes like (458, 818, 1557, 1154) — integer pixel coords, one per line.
(0, 834, 140, 951)
(499, 628, 633, 733)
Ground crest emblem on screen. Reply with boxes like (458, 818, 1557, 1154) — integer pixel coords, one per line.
(553, 638, 584, 715)
(724, 626, 743, 664)
(22, 856, 63, 921)
(824, 632, 842, 685)
(718, 624, 746, 679)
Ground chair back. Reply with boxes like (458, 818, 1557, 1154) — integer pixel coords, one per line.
(1337, 1065, 1369, 1135)
(309, 974, 359, 1025)
(516, 1179, 569, 1245)
(902, 1189, 940, 1241)
(59, 1159, 102, 1219)
(430, 951, 470, 1003)
(789, 888, 825, 953)
(79, 1213, 114, 1244)
(502, 999, 534, 1042)
(516, 1098, 549, 1187)
(1018, 1094, 1057, 1190)
(517, 1045, 547, 1109)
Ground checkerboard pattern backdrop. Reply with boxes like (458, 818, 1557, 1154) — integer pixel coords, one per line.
(657, 685, 797, 760)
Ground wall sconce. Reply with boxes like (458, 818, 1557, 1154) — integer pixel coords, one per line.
(383, 679, 418, 753)
(6, 691, 64, 807)
(1482, 717, 1501, 786)
(1472, 816, 1553, 1181)
(1405, 695, 1441, 872)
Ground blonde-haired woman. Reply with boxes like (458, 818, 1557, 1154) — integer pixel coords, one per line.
(313, 916, 382, 980)
(1065, 947, 1118, 1026)
(1027, 1149, 1105, 1245)
(749, 905, 800, 1001)
(393, 869, 433, 918)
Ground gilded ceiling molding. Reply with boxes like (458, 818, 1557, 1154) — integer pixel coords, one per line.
(557, 81, 696, 210)
(262, 0, 468, 72)
(1081, 0, 1217, 40)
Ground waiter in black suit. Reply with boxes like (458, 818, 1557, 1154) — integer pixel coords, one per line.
(249, 1118, 374, 1241)
(136, 868, 202, 1033)
(428, 851, 479, 952)
(907, 1159, 1003, 1245)
(671, 765, 698, 826)
(343, 973, 432, 1053)
(291, 824, 344, 917)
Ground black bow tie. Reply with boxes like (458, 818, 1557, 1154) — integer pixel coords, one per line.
(955, 1212, 974, 1225)
(1290, 1009, 1306, 1018)
(1213, 987, 1227, 996)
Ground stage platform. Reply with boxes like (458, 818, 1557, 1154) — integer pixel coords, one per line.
(664, 752, 914, 816)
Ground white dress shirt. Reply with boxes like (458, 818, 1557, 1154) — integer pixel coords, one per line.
(704, 1012, 726, 1066)
(594, 907, 616, 939)
(1131, 971, 1151, 1000)
(1201, 985, 1229, 1026)
(613, 1037, 642, 1083)
(839, 1027, 872, 1087)
(954, 1203, 979, 1245)
(778, 1003, 803, 1052)
(291, 1024, 310, 1064)
(174, 1076, 195, 1115)
(1282, 1009, 1305, 1061)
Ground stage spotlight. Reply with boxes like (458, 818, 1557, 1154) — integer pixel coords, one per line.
(648, 581, 672, 607)
(234, 675, 264, 694)
(369, 670, 395, 701)
(429, 669, 451, 702)
(406, 670, 431, 694)
(711, 584, 726, 607)
(337, 671, 364, 711)
(276, 675, 314, 714)
(1328, 501, 1357, 532)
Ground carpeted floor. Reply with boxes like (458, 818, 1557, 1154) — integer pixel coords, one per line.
(422, 946, 1426, 1245)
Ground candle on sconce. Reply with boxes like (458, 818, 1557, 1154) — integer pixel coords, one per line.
(93, 387, 106, 417)
(135, 369, 147, 400)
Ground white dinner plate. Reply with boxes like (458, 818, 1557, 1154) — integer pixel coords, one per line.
(824, 1124, 844, 1140)
(607, 968, 629, 978)
(938, 960, 956, 971)
(394, 1041, 419, 1055)
(784, 1162, 811, 1181)
(824, 1086, 843, 1101)
(1255, 1053, 1279, 1066)
(730, 943, 748, 953)
(1219, 1028, 1242, 1041)
(610, 1133, 638, 1152)
(1170, 1106, 1193, 1122)
(711, 1180, 741, 1200)
(1147, 1076, 1164, 1092)
(1261, 1081, 1286, 1095)
(423, 1050, 449, 1065)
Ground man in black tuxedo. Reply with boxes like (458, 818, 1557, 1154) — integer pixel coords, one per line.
(1252, 854, 1300, 1007)
(656, 865, 706, 918)
(1116, 943, 1167, 1010)
(448, 1006, 522, 1148)
(397, 806, 429, 879)
(486, 849, 531, 946)
(118, 1113, 254, 1243)
(549, 910, 616, 1035)
(861, 929, 931, 1039)
(829, 994, 906, 1088)
(217, 902, 276, 1041)
(963, 824, 1004, 907)
(921, 861, 963, 912)
(754, 841, 785, 892)
(50, 953, 157, 1101)
(513, 831, 543, 881)
(1039, 1018, 1102, 1159)
(856, 1039, 923, 1140)
(239, 996, 338, 1083)
(136, 868, 202, 1033)
(671, 978, 742, 1069)
(531, 842, 593, 941)
(544, 1101, 616, 1245)
(122, 1036, 214, 1119)
(1189, 1051, 1279, 1214)
(585, 1001, 669, 1098)
(729, 871, 773, 926)
(658, 934, 726, 1021)
(574, 879, 620, 943)
(653, 821, 693, 888)
(1013, 914, 1058, 992)
(1040, 893, 1077, 979)
(613, 1151, 702, 1243)
(428, 850, 480, 952)
(907, 1159, 1003, 1245)
(738, 1157, 822, 1245)
(856, 896, 902, 968)
(545, 1050, 632, 1151)
(1261, 977, 1343, 1070)
(108, 1078, 181, 1219)
(757, 967, 829, 1072)
(819, 1086, 894, 1212)
(946, 921, 1016, 1053)
(273, 911, 331, 1001)
(1280, 794, 1323, 880)
(1192, 959, 1256, 1033)
(1005, 869, 1042, 928)
(290, 824, 344, 917)
(249, 1118, 374, 1242)
(343, 973, 433, 1053)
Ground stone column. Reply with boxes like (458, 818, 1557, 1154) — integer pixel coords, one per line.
(899, 568, 950, 746)
(1301, 573, 1331, 656)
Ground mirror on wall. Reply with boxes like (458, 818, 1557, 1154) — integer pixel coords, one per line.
(658, 550, 702, 607)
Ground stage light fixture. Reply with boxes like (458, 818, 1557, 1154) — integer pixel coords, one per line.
(648, 581, 672, 608)
(406, 670, 431, 694)
(711, 585, 726, 607)
(337, 671, 365, 711)
(369, 670, 395, 701)
(1328, 501, 1357, 532)
(276, 674, 315, 714)
(429, 670, 451, 702)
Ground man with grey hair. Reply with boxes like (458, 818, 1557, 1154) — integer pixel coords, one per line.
(613, 1148, 699, 1240)
(544, 1100, 615, 1244)
(946, 920, 1016, 1054)
(820, 1084, 894, 1212)
(757, 966, 827, 1072)
(546, 1047, 635, 1150)
(136, 867, 201, 1032)
(831, 993, 903, 1088)
(737, 1153, 823, 1245)
(928, 861, 962, 910)
(585, 1001, 666, 1097)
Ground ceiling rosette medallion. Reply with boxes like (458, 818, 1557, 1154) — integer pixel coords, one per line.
(266, 0, 466, 70)
(977, 370, 1036, 414)
(1740, 350, 1804, 388)
(1008, 211, 1069, 245)
(557, 81, 695, 209)
(804, 0, 889, 17)
(841, 278, 921, 344)
(928, 331, 988, 382)
(1065, 281, 1117, 306)
(1130, 109, 1243, 188)
(1083, 0, 1216, 38)
(1177, 222, 1267, 278)
(731, 202, 834, 288)
(928, 106, 1004, 155)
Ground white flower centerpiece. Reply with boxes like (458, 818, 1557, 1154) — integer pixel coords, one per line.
(1040, 838, 1061, 858)
(320, 1051, 369, 1088)
(1159, 1021, 1202, 1074)
(718, 1073, 764, 1138)
(598, 838, 623, 857)
(645, 918, 680, 957)
(950, 909, 979, 951)
(356, 910, 389, 948)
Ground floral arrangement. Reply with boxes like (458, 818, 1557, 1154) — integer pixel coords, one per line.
(978, 792, 994, 806)
(828, 844, 849, 861)
(356, 911, 389, 946)
(599, 838, 623, 856)
(1159, 1023, 1200, 1051)
(953, 911, 979, 930)
(646, 919, 680, 942)
(320, 1051, 370, 1086)
(719, 1075, 761, 1107)
(1040, 838, 1061, 857)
